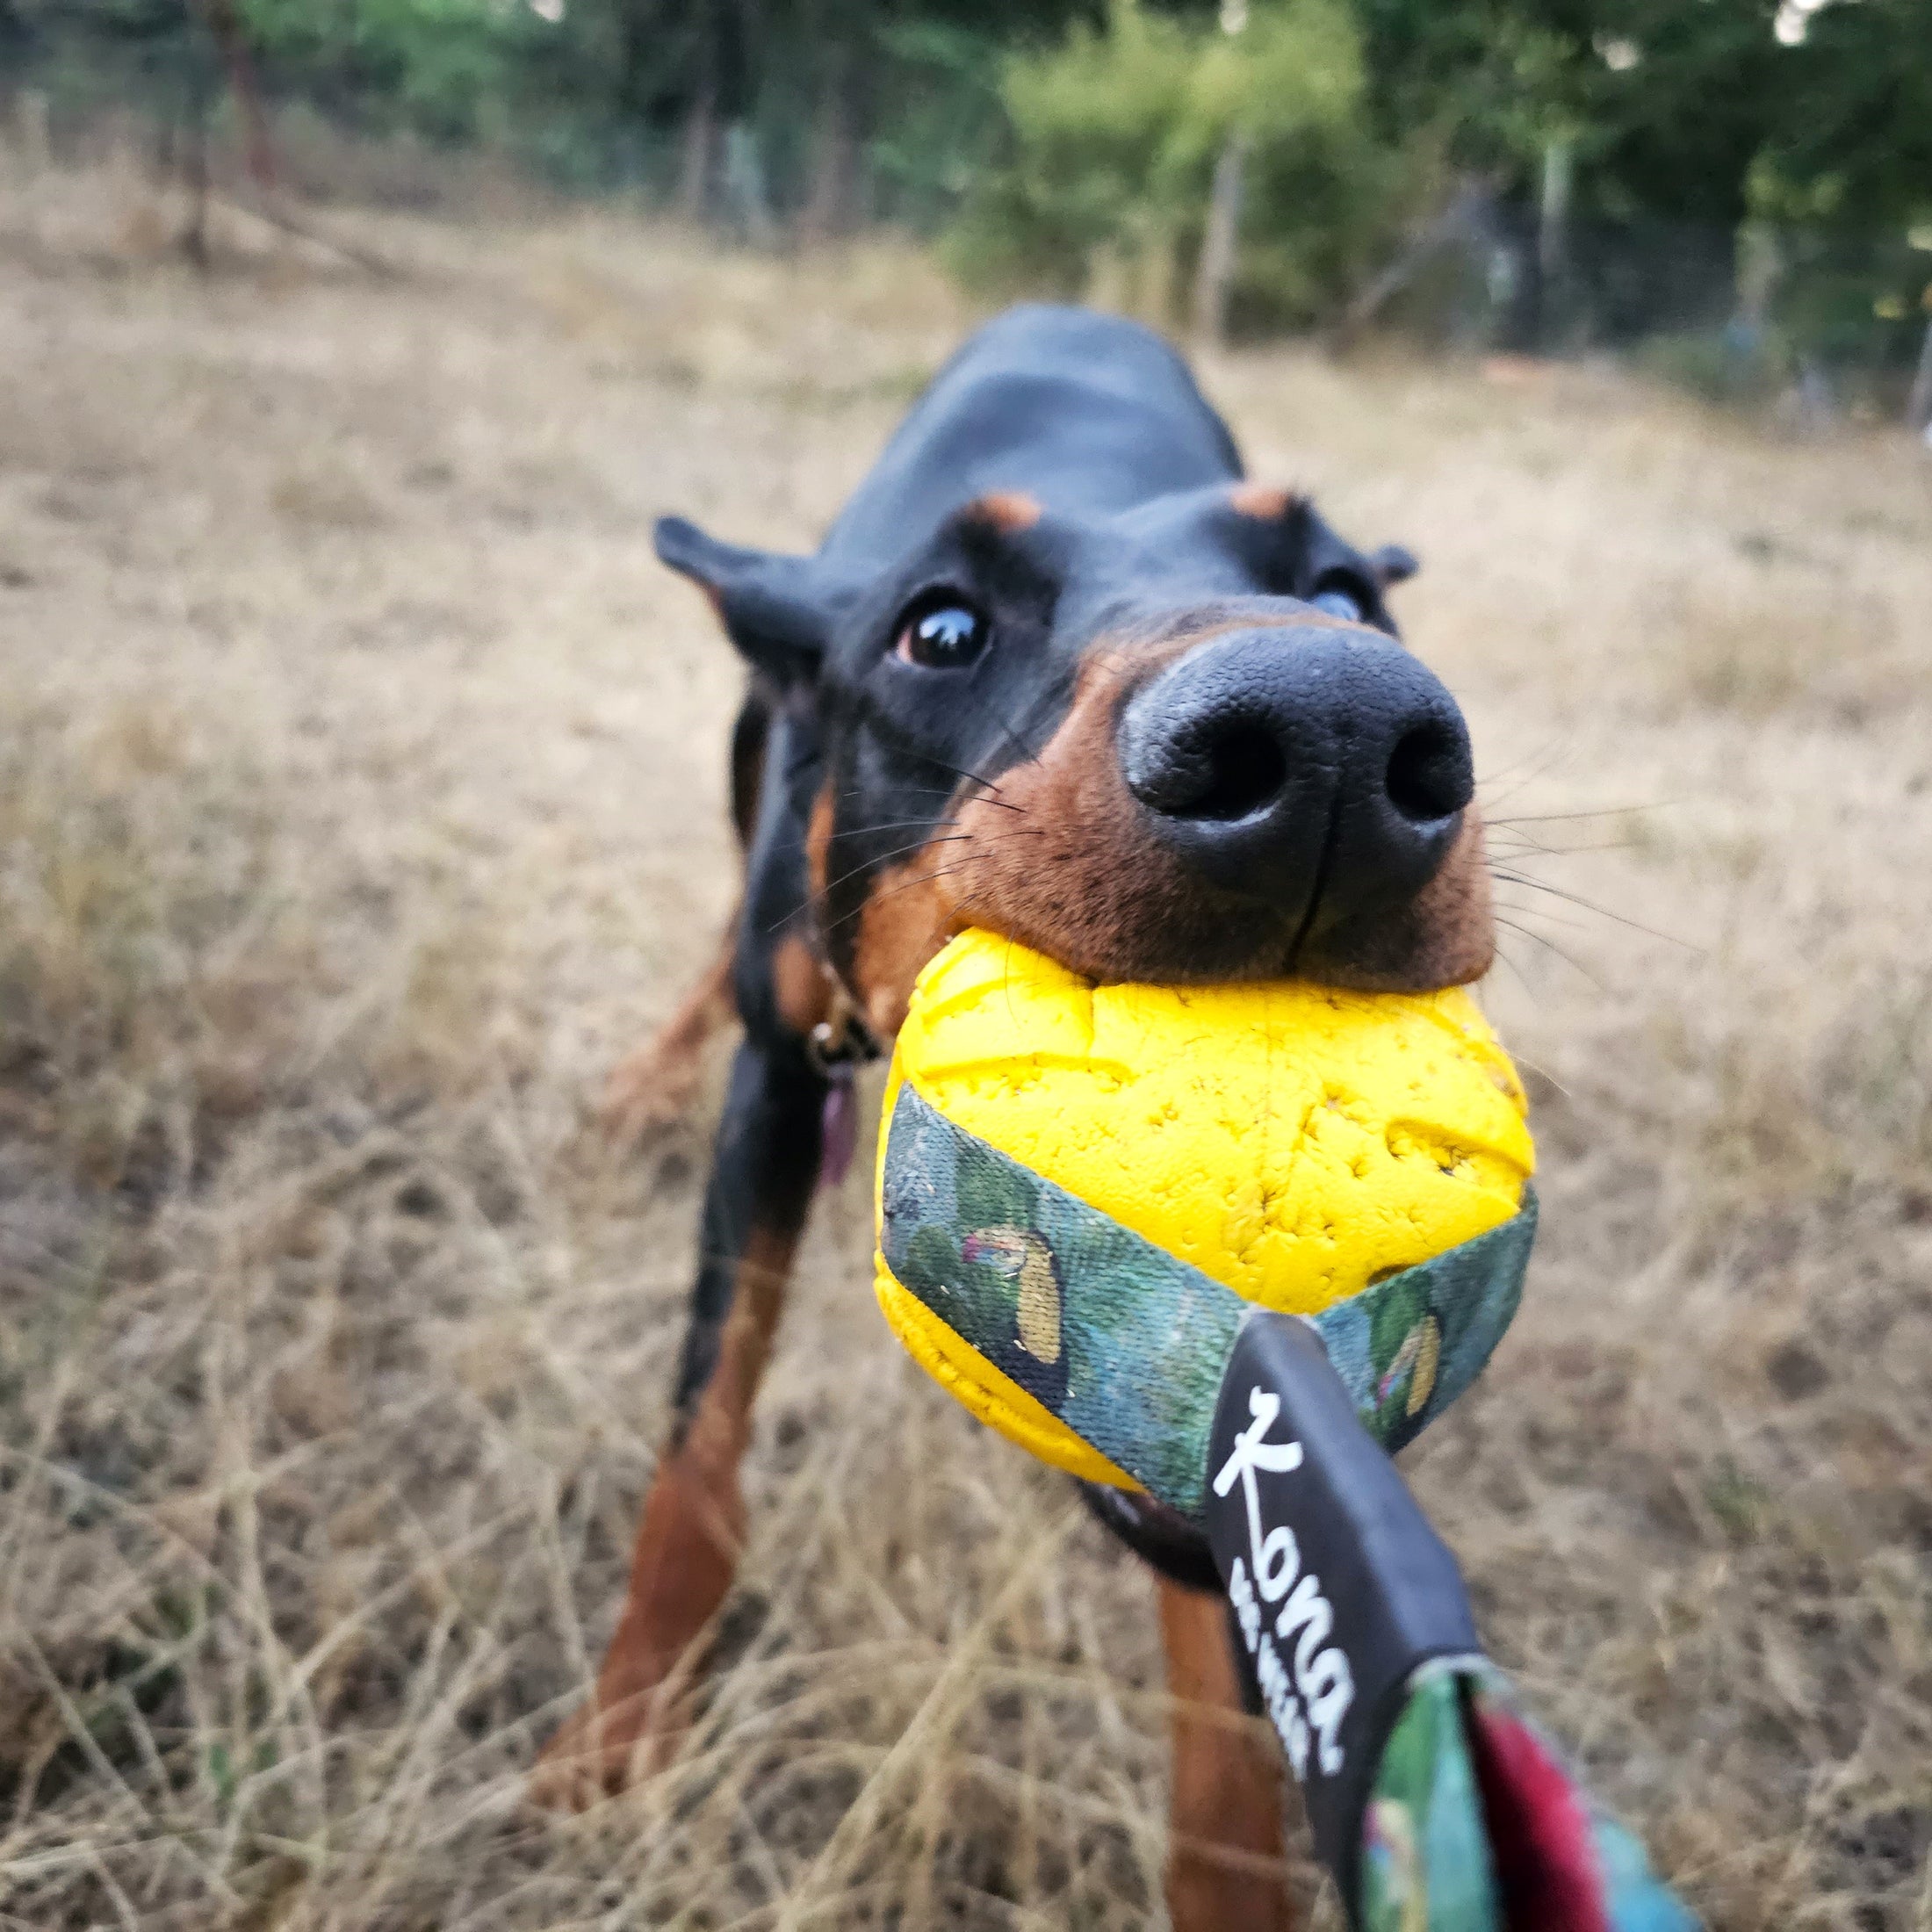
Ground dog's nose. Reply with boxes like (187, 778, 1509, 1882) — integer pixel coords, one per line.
(1116, 626, 1473, 938)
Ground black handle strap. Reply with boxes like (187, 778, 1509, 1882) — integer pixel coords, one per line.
(1203, 1309, 1482, 1911)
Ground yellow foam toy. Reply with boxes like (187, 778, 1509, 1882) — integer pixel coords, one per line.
(873, 928, 1534, 1489)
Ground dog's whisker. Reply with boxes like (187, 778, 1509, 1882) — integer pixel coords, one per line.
(926, 757, 1015, 800)
(837, 782, 954, 804)
(831, 815, 962, 839)
(1489, 895, 1594, 936)
(1471, 949, 1578, 1094)
(806, 825, 1049, 937)
(1487, 804, 1676, 826)
(1475, 737, 1575, 807)
(836, 772, 1029, 815)
(1489, 871, 1698, 951)
(776, 833, 978, 934)
(1489, 870, 1617, 919)
(1493, 914, 1609, 991)
(948, 777, 1033, 815)
(1485, 934, 1545, 1010)
(1487, 832, 1636, 858)
(818, 852, 1005, 936)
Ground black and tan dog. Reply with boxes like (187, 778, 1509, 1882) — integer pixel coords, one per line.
(538, 305, 1495, 1929)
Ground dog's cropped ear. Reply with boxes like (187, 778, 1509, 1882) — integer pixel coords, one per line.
(655, 515, 836, 682)
(1370, 543, 1419, 588)
(1228, 491, 1409, 634)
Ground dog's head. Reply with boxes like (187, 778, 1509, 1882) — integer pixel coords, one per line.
(661, 483, 1491, 1038)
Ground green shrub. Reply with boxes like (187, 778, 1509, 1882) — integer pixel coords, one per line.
(1635, 328, 1789, 407)
(942, 0, 1423, 333)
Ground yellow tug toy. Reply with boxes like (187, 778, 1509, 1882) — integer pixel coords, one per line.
(873, 927, 1536, 1505)
(869, 931, 1704, 1932)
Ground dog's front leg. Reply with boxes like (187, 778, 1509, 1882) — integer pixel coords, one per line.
(535, 1030, 825, 1805)
(1158, 1575, 1299, 1931)
(597, 684, 776, 1145)
(598, 924, 740, 1144)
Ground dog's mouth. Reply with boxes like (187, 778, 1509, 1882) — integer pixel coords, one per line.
(825, 631, 1495, 1039)
(940, 789, 1496, 994)
(938, 626, 1495, 993)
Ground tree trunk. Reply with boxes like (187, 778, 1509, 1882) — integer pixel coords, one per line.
(678, 91, 716, 223)
(197, 0, 276, 192)
(151, 112, 177, 185)
(1193, 131, 1248, 349)
(1734, 221, 1781, 336)
(1333, 181, 1493, 349)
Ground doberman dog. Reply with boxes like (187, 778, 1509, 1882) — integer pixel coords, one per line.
(537, 305, 1495, 1929)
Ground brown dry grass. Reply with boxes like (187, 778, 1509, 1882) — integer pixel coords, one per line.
(2, 155, 1930, 1931)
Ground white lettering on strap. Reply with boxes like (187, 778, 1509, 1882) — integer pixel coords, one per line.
(1216, 1382, 1357, 1778)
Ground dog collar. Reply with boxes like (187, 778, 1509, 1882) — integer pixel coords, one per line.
(806, 983, 885, 1076)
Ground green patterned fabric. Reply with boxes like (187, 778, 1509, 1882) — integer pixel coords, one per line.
(879, 1082, 1537, 1517)
(1359, 1660, 1702, 1932)
(880, 1083, 1698, 1930)
(1361, 1665, 1501, 1932)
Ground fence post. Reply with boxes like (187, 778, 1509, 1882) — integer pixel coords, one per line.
(1907, 311, 1932, 434)
(799, 50, 853, 242)
(677, 21, 717, 227)
(1193, 131, 1248, 350)
(1538, 138, 1571, 282)
(15, 89, 50, 173)
(1536, 137, 1571, 348)
(722, 124, 776, 249)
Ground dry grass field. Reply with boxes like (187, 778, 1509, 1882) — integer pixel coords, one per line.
(2, 152, 1930, 1931)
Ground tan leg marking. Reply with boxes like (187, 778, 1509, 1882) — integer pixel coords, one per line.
(600, 925, 739, 1145)
(1159, 1575, 1299, 1932)
(530, 1226, 795, 1806)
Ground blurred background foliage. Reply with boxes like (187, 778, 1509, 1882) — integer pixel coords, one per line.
(4, 0, 1929, 414)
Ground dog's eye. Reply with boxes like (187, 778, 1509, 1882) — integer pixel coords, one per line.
(897, 601, 988, 670)
(1310, 580, 1365, 623)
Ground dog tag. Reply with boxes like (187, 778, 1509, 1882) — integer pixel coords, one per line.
(818, 1070, 858, 1191)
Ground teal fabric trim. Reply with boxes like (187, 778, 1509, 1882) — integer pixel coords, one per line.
(1591, 1820, 1704, 1932)
(1361, 1664, 1502, 1932)
(1312, 1194, 1537, 1458)
(879, 1083, 1536, 1518)
(1361, 1659, 1702, 1932)
(880, 1081, 1241, 1512)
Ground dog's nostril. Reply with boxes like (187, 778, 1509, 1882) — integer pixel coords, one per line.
(1384, 723, 1470, 823)
(1171, 724, 1288, 821)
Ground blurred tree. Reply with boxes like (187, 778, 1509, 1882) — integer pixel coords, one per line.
(945, 0, 1388, 333)
(13, 1, 222, 253)
(11, 0, 1927, 386)
(866, 18, 1007, 230)
(0, 0, 30, 90)
(235, 0, 537, 144)
(1333, 0, 1928, 373)
(1759, 0, 1932, 231)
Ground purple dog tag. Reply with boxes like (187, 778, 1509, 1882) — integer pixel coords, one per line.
(819, 1071, 859, 1191)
